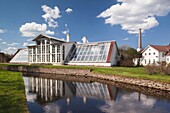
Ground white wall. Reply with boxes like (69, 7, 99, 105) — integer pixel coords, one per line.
(141, 46, 159, 66)
(166, 56, 170, 64)
(111, 44, 119, 66)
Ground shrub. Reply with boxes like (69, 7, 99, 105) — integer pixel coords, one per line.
(145, 64, 170, 75)
(120, 60, 134, 67)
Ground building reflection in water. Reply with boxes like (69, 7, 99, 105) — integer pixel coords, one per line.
(26, 76, 119, 104)
(24, 76, 170, 113)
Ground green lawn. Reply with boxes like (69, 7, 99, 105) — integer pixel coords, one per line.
(0, 70, 28, 113)
(0, 63, 170, 83)
(92, 67, 170, 83)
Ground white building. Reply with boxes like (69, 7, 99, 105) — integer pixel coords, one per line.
(140, 45, 170, 66)
(10, 34, 120, 66)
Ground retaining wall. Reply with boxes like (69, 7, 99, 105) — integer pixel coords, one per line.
(0, 65, 170, 92)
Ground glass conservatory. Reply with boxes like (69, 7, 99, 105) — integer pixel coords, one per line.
(10, 34, 119, 66)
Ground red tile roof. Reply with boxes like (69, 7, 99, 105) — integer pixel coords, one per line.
(150, 45, 170, 52)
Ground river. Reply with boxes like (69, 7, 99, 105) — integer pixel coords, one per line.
(23, 74, 170, 113)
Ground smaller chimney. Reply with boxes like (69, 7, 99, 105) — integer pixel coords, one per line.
(82, 36, 88, 44)
(66, 34, 70, 42)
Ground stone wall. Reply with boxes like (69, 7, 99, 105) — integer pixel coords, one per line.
(0, 65, 170, 92)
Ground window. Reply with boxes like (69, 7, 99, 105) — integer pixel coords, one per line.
(55, 45, 61, 63)
(153, 52, 155, 55)
(63, 46, 65, 60)
(167, 58, 169, 61)
(149, 59, 151, 64)
(145, 59, 146, 64)
(36, 41, 41, 45)
(162, 53, 165, 57)
(149, 53, 151, 55)
(145, 53, 147, 56)
(153, 59, 155, 64)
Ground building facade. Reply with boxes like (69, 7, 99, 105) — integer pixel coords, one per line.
(140, 45, 170, 66)
(11, 34, 119, 66)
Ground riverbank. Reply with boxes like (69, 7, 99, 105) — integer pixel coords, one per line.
(0, 63, 170, 92)
(0, 70, 28, 113)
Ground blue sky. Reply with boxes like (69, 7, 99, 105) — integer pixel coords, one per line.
(0, 0, 170, 54)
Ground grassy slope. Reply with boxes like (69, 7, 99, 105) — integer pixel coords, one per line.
(0, 63, 170, 83)
(93, 67, 170, 83)
(0, 70, 28, 113)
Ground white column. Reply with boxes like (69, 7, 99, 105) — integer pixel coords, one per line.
(55, 45, 57, 63)
(45, 40, 47, 63)
(50, 41, 52, 63)
(40, 40, 42, 63)
(32, 47, 33, 63)
(36, 47, 37, 63)
(45, 79, 47, 101)
(61, 45, 63, 63)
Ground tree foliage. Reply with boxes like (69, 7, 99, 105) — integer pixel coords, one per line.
(119, 45, 139, 66)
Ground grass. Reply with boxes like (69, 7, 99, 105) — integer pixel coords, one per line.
(0, 63, 170, 83)
(0, 70, 28, 113)
(92, 67, 170, 83)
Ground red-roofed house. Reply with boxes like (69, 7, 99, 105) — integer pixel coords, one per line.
(140, 45, 170, 65)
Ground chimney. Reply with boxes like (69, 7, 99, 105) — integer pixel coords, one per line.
(66, 34, 70, 42)
(137, 28, 142, 52)
(82, 36, 88, 44)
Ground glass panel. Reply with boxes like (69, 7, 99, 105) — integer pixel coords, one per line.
(69, 42, 111, 63)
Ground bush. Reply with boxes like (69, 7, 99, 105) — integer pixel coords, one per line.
(120, 60, 134, 67)
(145, 64, 170, 75)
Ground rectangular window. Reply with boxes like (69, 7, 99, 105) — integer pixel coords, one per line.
(149, 59, 151, 64)
(52, 54, 56, 62)
(63, 46, 65, 60)
(162, 53, 165, 57)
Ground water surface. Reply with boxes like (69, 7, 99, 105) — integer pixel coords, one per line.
(23, 76, 170, 113)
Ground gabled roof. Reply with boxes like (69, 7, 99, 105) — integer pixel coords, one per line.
(150, 45, 170, 52)
(32, 34, 66, 43)
(142, 45, 170, 53)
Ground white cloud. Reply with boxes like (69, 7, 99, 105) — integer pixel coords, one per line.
(23, 42, 29, 47)
(122, 38, 129, 41)
(62, 29, 69, 35)
(65, 8, 73, 13)
(0, 29, 7, 33)
(97, 0, 170, 34)
(0, 38, 2, 41)
(4, 47, 18, 54)
(99, 92, 157, 113)
(27, 38, 33, 42)
(2, 41, 7, 44)
(62, 24, 70, 35)
(19, 22, 54, 37)
(42, 5, 61, 28)
(8, 42, 19, 46)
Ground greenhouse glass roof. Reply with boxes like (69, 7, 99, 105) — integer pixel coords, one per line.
(68, 42, 111, 63)
(10, 49, 28, 63)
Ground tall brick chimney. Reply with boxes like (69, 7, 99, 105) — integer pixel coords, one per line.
(137, 28, 142, 52)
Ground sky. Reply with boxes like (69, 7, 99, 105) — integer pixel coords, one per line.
(0, 0, 170, 54)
